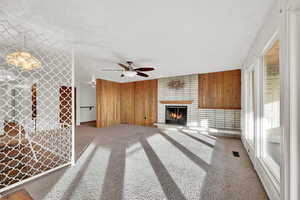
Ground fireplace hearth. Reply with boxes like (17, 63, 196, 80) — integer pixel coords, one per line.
(165, 106, 187, 125)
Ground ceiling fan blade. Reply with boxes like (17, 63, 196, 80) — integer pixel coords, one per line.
(137, 72, 149, 77)
(118, 63, 129, 70)
(134, 67, 155, 72)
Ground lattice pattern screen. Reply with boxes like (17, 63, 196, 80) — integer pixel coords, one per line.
(0, 14, 73, 192)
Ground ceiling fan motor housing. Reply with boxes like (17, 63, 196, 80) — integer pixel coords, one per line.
(127, 61, 133, 65)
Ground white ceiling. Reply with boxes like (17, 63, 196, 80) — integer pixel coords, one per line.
(1, 0, 275, 83)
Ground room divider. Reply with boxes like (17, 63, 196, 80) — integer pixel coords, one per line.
(0, 12, 74, 193)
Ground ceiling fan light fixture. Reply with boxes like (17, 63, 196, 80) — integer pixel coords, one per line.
(123, 71, 137, 77)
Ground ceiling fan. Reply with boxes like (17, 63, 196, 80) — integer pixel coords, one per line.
(101, 61, 155, 77)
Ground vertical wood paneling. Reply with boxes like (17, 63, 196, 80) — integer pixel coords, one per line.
(223, 70, 241, 109)
(215, 71, 224, 107)
(223, 70, 234, 108)
(96, 79, 120, 128)
(134, 81, 147, 126)
(134, 80, 158, 126)
(120, 82, 135, 124)
(232, 70, 241, 108)
(198, 69, 241, 109)
(147, 79, 158, 126)
(96, 79, 157, 128)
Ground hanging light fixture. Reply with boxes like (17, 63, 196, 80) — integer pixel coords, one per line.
(5, 36, 41, 70)
(6, 51, 41, 70)
(123, 71, 137, 77)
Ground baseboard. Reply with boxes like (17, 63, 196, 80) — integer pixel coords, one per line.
(255, 159, 280, 200)
(80, 120, 96, 124)
(80, 120, 96, 126)
(241, 137, 280, 200)
(241, 137, 256, 164)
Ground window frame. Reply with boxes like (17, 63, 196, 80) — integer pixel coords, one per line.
(257, 31, 281, 186)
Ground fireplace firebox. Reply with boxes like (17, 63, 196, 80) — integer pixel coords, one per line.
(165, 106, 187, 125)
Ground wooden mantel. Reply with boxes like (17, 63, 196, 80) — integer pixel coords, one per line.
(160, 100, 193, 104)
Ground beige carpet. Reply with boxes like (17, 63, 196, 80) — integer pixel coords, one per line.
(3, 125, 268, 200)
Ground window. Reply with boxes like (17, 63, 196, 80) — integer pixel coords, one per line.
(262, 40, 281, 177)
(247, 69, 255, 145)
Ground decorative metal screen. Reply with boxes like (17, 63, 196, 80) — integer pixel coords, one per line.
(0, 13, 73, 192)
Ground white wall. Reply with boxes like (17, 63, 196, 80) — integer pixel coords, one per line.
(287, 4, 300, 199)
(78, 83, 96, 123)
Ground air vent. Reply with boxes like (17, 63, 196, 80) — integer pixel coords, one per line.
(232, 151, 240, 157)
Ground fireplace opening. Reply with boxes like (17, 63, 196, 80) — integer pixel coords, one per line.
(165, 106, 187, 125)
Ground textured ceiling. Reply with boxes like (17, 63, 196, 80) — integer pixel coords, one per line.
(0, 0, 275, 83)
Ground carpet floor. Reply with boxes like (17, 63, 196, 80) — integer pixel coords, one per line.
(3, 125, 268, 200)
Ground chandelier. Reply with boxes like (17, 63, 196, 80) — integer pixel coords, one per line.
(6, 51, 41, 70)
(5, 35, 42, 70)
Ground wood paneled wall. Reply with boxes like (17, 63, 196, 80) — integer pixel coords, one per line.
(148, 80, 158, 126)
(96, 79, 121, 128)
(96, 79, 157, 128)
(120, 82, 135, 124)
(134, 80, 158, 126)
(198, 69, 241, 109)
